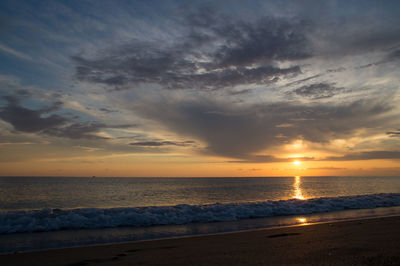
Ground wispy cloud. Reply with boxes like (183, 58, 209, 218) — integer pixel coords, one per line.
(324, 151, 400, 161)
(308, 167, 347, 170)
(0, 142, 34, 145)
(290, 82, 344, 99)
(130, 140, 195, 147)
(0, 43, 32, 61)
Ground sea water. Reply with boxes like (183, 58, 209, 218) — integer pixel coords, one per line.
(1, 176, 400, 253)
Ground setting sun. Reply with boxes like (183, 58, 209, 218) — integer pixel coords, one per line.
(294, 160, 301, 165)
(297, 218, 307, 224)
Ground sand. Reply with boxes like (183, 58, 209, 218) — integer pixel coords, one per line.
(1, 215, 400, 265)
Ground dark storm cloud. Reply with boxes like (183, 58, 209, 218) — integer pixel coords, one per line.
(130, 140, 195, 147)
(135, 97, 393, 160)
(0, 95, 134, 140)
(291, 83, 344, 99)
(325, 151, 400, 161)
(72, 12, 311, 90)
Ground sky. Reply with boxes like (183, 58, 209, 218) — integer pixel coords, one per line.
(0, 0, 399, 177)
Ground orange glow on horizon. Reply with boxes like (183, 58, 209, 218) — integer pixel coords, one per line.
(1, 149, 400, 177)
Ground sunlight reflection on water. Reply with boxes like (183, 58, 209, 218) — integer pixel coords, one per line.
(293, 176, 305, 200)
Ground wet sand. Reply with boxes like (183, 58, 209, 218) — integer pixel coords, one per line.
(1, 215, 400, 265)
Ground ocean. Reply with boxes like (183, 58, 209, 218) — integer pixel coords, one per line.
(1, 176, 400, 253)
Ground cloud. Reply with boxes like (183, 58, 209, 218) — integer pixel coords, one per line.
(135, 97, 393, 160)
(308, 167, 347, 170)
(291, 82, 344, 99)
(0, 96, 68, 132)
(312, 18, 400, 59)
(326, 67, 346, 73)
(237, 168, 262, 171)
(99, 107, 117, 113)
(0, 42, 32, 61)
(72, 12, 311, 90)
(349, 30, 400, 55)
(324, 151, 400, 161)
(0, 95, 135, 140)
(227, 89, 253, 96)
(285, 74, 322, 87)
(73, 145, 103, 152)
(130, 140, 195, 147)
(199, 16, 312, 68)
(356, 49, 400, 69)
(42, 122, 109, 140)
(43, 122, 137, 140)
(387, 130, 400, 137)
(386, 49, 400, 61)
(229, 155, 314, 164)
(0, 142, 34, 145)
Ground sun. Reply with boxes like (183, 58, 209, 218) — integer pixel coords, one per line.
(293, 160, 301, 165)
(297, 217, 307, 223)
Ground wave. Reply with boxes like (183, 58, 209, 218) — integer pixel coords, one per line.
(1, 193, 400, 234)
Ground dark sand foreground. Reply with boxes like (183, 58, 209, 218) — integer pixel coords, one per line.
(1, 215, 400, 265)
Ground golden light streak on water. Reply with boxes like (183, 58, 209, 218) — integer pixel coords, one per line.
(293, 176, 305, 200)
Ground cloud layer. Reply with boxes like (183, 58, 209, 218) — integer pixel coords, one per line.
(135, 96, 395, 160)
(73, 13, 311, 91)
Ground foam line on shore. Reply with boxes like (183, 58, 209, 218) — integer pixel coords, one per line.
(1, 193, 400, 234)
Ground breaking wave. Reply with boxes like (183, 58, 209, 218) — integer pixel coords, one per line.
(1, 193, 400, 234)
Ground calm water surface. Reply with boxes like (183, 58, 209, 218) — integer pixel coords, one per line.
(1, 176, 400, 211)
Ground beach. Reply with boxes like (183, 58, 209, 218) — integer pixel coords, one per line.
(1, 215, 399, 265)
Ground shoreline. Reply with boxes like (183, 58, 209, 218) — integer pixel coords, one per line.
(1, 215, 400, 265)
(2, 205, 400, 255)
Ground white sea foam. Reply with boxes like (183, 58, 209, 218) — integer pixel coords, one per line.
(1, 193, 400, 234)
